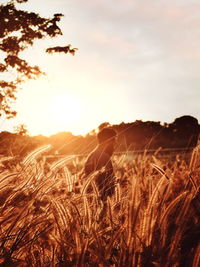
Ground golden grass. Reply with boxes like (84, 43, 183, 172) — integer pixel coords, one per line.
(0, 145, 199, 266)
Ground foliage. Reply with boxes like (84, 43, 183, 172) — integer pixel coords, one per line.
(112, 115, 199, 150)
(0, 0, 77, 118)
(0, 144, 199, 266)
(0, 115, 199, 157)
(14, 124, 28, 136)
(46, 44, 78, 56)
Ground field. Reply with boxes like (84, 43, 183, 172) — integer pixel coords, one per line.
(0, 145, 199, 267)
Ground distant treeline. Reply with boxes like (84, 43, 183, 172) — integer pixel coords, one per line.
(0, 115, 199, 157)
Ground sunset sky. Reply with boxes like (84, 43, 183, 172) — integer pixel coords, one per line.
(1, 0, 200, 136)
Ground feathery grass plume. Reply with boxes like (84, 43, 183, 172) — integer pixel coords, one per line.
(1, 204, 30, 246)
(66, 170, 74, 192)
(0, 172, 19, 188)
(154, 147, 162, 157)
(91, 180, 100, 200)
(8, 190, 30, 207)
(159, 191, 188, 245)
(114, 152, 128, 167)
(189, 143, 200, 170)
(81, 170, 99, 195)
(127, 201, 141, 255)
(63, 166, 72, 192)
(50, 201, 66, 252)
(51, 200, 66, 226)
(90, 180, 101, 212)
(18, 172, 55, 199)
(189, 174, 199, 192)
(167, 193, 193, 263)
(0, 157, 16, 171)
(83, 196, 91, 231)
(74, 230, 82, 256)
(50, 155, 75, 172)
(151, 163, 170, 180)
(38, 178, 62, 197)
(175, 191, 194, 226)
(148, 175, 168, 210)
(142, 175, 168, 246)
(107, 197, 114, 227)
(69, 201, 83, 225)
(152, 155, 162, 169)
(115, 182, 121, 203)
(127, 176, 137, 247)
(22, 145, 52, 166)
(34, 168, 47, 182)
(0, 144, 198, 265)
(78, 238, 89, 266)
(155, 180, 171, 229)
(15, 172, 38, 192)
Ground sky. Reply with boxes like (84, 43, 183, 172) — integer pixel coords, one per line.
(1, 0, 200, 136)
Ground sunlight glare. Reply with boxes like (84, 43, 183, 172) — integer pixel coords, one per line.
(48, 94, 82, 134)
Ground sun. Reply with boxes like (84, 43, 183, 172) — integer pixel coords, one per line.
(15, 82, 92, 136)
(24, 93, 85, 136)
(51, 95, 81, 122)
(49, 94, 83, 134)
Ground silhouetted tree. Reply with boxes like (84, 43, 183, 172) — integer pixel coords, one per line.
(0, 0, 77, 118)
(14, 123, 28, 136)
(0, 116, 199, 157)
(112, 116, 199, 150)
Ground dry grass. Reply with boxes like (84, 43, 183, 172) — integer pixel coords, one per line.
(0, 145, 199, 266)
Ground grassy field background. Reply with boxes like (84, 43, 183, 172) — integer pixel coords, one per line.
(0, 145, 199, 266)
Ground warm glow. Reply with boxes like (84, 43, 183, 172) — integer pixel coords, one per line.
(1, 0, 199, 136)
(15, 91, 90, 137)
(43, 94, 83, 135)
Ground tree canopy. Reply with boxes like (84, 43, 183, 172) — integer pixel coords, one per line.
(0, 115, 199, 157)
(0, 0, 77, 118)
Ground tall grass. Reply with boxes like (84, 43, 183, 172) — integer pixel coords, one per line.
(0, 145, 199, 266)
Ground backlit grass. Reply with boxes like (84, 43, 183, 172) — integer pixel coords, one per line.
(0, 145, 199, 266)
